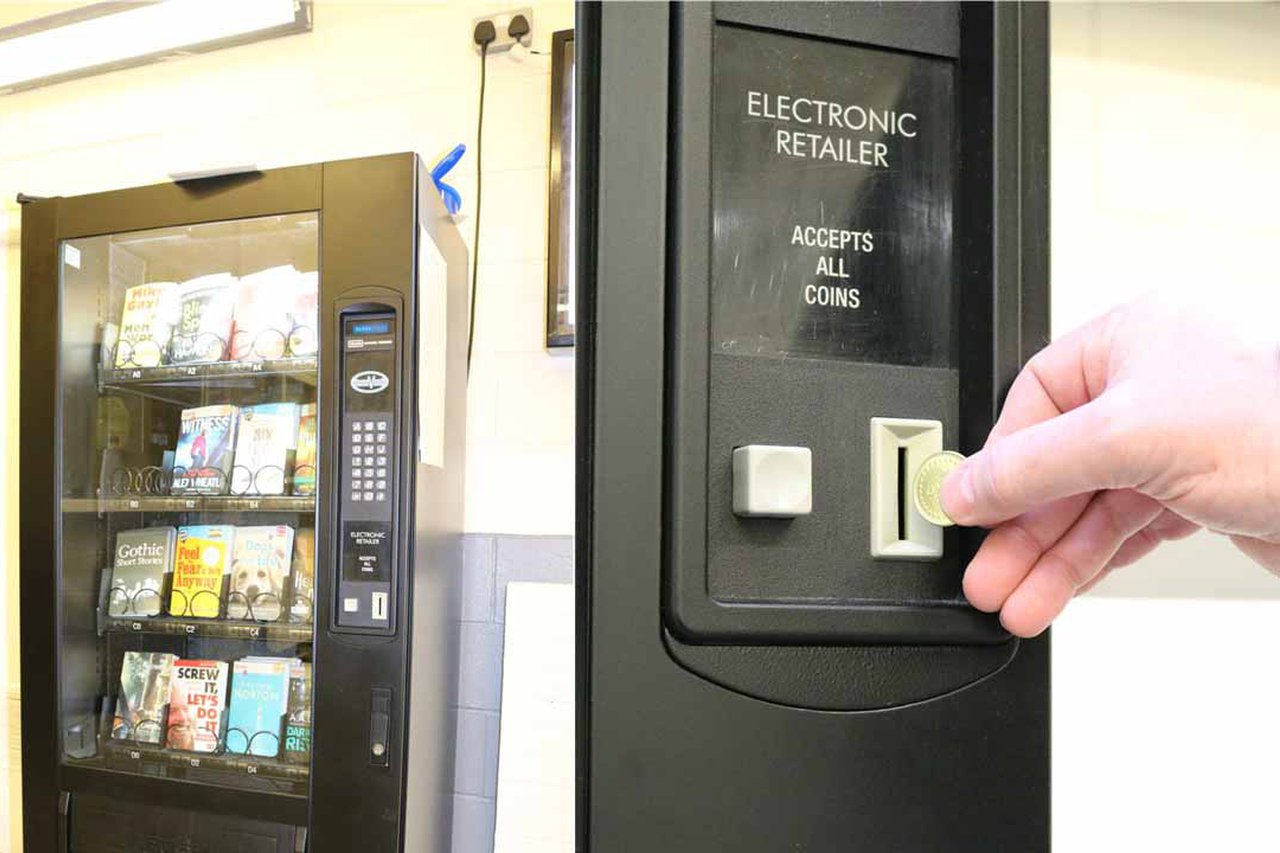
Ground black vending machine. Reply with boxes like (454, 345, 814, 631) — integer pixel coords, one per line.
(20, 153, 468, 852)
(578, 3, 1050, 850)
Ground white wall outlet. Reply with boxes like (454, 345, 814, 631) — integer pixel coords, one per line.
(473, 7, 534, 54)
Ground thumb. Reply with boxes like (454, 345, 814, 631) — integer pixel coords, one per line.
(941, 395, 1142, 526)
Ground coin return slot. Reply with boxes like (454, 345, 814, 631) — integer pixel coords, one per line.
(870, 417, 944, 560)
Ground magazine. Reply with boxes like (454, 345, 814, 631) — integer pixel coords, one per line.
(169, 272, 236, 364)
(169, 525, 235, 619)
(227, 525, 295, 622)
(229, 403, 299, 495)
(165, 659, 229, 753)
(171, 405, 238, 495)
(114, 282, 178, 368)
(289, 527, 315, 625)
(225, 657, 294, 758)
(112, 651, 177, 745)
(107, 526, 175, 618)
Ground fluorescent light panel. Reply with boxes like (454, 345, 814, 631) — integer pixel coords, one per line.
(0, 0, 305, 92)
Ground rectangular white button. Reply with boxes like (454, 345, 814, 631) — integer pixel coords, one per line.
(732, 445, 812, 518)
(343, 597, 359, 613)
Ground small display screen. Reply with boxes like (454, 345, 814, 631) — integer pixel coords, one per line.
(352, 321, 390, 335)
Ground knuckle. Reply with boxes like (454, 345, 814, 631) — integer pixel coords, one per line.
(1039, 549, 1093, 592)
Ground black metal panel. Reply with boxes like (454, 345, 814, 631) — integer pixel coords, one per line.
(716, 1, 960, 58)
(581, 1, 1050, 849)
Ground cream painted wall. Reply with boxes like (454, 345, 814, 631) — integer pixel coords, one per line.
(0, 2, 573, 849)
(1052, 2, 1280, 601)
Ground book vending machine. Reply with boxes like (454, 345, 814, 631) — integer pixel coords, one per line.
(20, 153, 468, 852)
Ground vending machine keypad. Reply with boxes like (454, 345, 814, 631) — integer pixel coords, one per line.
(336, 311, 399, 633)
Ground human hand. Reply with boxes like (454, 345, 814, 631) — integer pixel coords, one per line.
(940, 289, 1280, 637)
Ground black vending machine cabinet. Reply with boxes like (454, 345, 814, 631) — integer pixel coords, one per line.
(20, 153, 468, 852)
(578, 3, 1050, 850)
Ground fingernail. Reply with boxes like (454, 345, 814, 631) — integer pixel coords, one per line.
(940, 465, 974, 523)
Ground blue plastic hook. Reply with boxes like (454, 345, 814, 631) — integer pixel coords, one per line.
(430, 144, 466, 215)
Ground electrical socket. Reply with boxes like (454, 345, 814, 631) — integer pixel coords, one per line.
(472, 7, 534, 53)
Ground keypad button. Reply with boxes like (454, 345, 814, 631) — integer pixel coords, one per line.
(351, 491, 362, 502)
(376, 467, 387, 477)
(376, 491, 386, 502)
(377, 421, 387, 430)
(364, 456, 375, 466)
(376, 444, 387, 454)
(351, 468, 362, 478)
(376, 479, 387, 489)
(376, 456, 387, 466)
(353, 422, 363, 432)
(376, 432, 387, 442)
(363, 491, 374, 501)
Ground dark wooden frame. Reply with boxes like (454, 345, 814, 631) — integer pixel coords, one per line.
(546, 28, 576, 348)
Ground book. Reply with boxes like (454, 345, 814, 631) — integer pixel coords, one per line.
(227, 525, 295, 622)
(171, 405, 238, 495)
(107, 527, 175, 618)
(165, 659, 229, 753)
(230, 265, 298, 361)
(169, 272, 237, 364)
(225, 657, 294, 758)
(289, 527, 315, 625)
(283, 661, 312, 765)
(114, 282, 178, 368)
(229, 403, 299, 495)
(291, 403, 317, 496)
(169, 525, 235, 619)
(286, 270, 319, 357)
(112, 651, 177, 744)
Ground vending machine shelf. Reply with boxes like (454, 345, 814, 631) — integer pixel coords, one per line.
(103, 617, 313, 643)
(62, 496, 317, 514)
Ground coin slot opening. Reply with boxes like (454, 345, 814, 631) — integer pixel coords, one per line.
(897, 446, 908, 542)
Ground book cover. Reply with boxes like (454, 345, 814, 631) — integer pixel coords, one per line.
(112, 651, 177, 745)
(171, 405, 238, 495)
(229, 403, 299, 496)
(286, 270, 319, 357)
(169, 272, 237, 364)
(227, 525, 295, 622)
(107, 527, 175, 618)
(165, 659, 229, 753)
(230, 265, 298, 361)
(114, 282, 178, 368)
(225, 657, 293, 758)
(169, 525, 235, 619)
(291, 403, 317, 496)
(289, 527, 315, 624)
(283, 661, 312, 765)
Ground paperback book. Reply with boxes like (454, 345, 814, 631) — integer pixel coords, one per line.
(283, 660, 312, 765)
(107, 526, 175, 618)
(169, 272, 236, 364)
(291, 403, 317, 496)
(229, 403, 299, 495)
(114, 282, 178, 368)
(171, 405, 238, 495)
(289, 527, 315, 625)
(112, 651, 177, 745)
(230, 265, 298, 361)
(227, 525, 295, 622)
(225, 657, 294, 758)
(170, 525, 235, 619)
(165, 659, 229, 753)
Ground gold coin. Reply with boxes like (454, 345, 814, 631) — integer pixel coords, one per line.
(912, 451, 967, 527)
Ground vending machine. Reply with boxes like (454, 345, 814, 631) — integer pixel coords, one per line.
(19, 153, 468, 852)
(578, 3, 1050, 850)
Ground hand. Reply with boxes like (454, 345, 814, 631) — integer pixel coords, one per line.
(940, 288, 1280, 637)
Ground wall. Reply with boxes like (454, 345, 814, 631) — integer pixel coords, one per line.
(1051, 4, 1280, 851)
(0, 2, 575, 850)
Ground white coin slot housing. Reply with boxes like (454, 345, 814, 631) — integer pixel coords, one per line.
(870, 418, 944, 560)
(732, 445, 813, 518)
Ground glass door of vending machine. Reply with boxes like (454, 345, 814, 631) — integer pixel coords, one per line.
(21, 155, 466, 853)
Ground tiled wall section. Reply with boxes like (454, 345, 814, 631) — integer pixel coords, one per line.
(452, 533, 573, 853)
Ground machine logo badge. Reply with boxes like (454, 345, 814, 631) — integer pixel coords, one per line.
(351, 370, 389, 394)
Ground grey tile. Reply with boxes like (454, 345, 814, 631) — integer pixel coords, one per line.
(494, 535, 574, 621)
(457, 621, 504, 710)
(451, 794, 496, 853)
(454, 708, 501, 797)
(461, 534, 497, 622)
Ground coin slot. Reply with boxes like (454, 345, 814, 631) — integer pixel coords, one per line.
(869, 417, 944, 560)
(897, 446, 908, 542)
